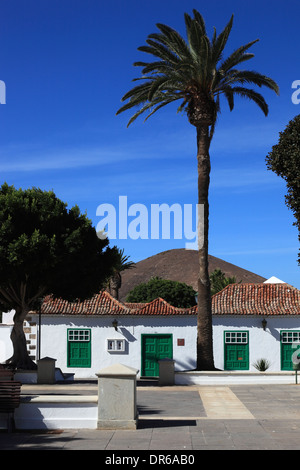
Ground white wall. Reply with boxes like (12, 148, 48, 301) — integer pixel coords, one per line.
(7, 313, 300, 377)
(0, 325, 13, 363)
(1, 310, 15, 324)
(31, 314, 198, 378)
(213, 315, 300, 372)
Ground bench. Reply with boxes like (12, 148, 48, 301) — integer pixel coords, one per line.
(0, 380, 22, 431)
(0, 369, 14, 381)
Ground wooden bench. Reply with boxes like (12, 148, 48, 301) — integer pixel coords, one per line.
(0, 380, 21, 431)
(0, 369, 14, 381)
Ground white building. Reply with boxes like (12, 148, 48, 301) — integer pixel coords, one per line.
(1, 282, 300, 378)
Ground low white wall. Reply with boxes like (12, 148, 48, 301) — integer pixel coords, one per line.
(175, 371, 297, 385)
(1, 396, 98, 430)
(14, 368, 68, 384)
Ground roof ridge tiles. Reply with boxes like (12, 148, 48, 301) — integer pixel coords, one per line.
(38, 283, 300, 316)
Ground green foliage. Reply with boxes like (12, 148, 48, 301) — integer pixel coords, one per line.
(108, 247, 135, 299)
(253, 358, 271, 371)
(116, 9, 279, 130)
(0, 183, 116, 311)
(210, 269, 238, 296)
(266, 115, 300, 264)
(110, 248, 135, 273)
(126, 276, 196, 308)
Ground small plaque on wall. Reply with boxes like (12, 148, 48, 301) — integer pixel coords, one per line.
(177, 338, 185, 346)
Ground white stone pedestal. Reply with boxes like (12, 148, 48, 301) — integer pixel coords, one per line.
(96, 363, 139, 430)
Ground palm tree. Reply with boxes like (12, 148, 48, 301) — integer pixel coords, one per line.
(209, 268, 239, 296)
(109, 248, 135, 300)
(116, 10, 279, 369)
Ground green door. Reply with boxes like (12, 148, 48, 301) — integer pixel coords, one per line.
(224, 331, 249, 370)
(141, 334, 173, 377)
(67, 329, 91, 368)
(281, 331, 300, 370)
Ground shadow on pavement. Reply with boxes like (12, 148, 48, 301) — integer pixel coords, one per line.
(137, 419, 197, 429)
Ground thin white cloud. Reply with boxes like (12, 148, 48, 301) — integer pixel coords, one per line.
(0, 135, 191, 173)
(210, 120, 281, 156)
(0, 144, 138, 172)
(210, 166, 283, 191)
(215, 247, 298, 256)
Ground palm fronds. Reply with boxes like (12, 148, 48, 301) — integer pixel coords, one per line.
(116, 9, 279, 127)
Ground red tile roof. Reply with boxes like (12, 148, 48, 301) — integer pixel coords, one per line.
(39, 283, 300, 317)
(211, 283, 300, 316)
(131, 297, 188, 316)
(41, 292, 191, 316)
(41, 290, 132, 316)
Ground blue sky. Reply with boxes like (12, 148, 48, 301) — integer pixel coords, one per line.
(0, 0, 299, 289)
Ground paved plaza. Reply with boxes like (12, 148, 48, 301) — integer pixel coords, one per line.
(1, 382, 300, 450)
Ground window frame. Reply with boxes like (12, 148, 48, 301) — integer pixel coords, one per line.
(107, 338, 126, 353)
(224, 331, 248, 344)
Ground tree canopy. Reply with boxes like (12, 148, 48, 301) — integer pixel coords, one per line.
(0, 183, 117, 368)
(0, 183, 117, 308)
(266, 115, 300, 265)
(116, 10, 279, 133)
(126, 276, 196, 308)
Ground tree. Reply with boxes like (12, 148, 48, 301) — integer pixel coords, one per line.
(109, 248, 135, 300)
(209, 268, 238, 296)
(266, 114, 300, 265)
(126, 276, 196, 308)
(0, 183, 116, 369)
(116, 10, 279, 369)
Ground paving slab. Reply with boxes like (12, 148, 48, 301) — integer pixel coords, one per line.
(2, 383, 300, 450)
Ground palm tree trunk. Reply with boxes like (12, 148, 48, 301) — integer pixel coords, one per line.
(110, 272, 121, 300)
(196, 125, 215, 370)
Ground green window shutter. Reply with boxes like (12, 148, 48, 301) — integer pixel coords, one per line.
(224, 331, 249, 370)
(281, 331, 300, 370)
(67, 329, 91, 368)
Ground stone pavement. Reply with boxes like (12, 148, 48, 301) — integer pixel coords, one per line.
(1, 383, 300, 450)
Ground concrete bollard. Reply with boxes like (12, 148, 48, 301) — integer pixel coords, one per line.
(96, 363, 139, 429)
(37, 357, 56, 384)
(158, 358, 175, 386)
